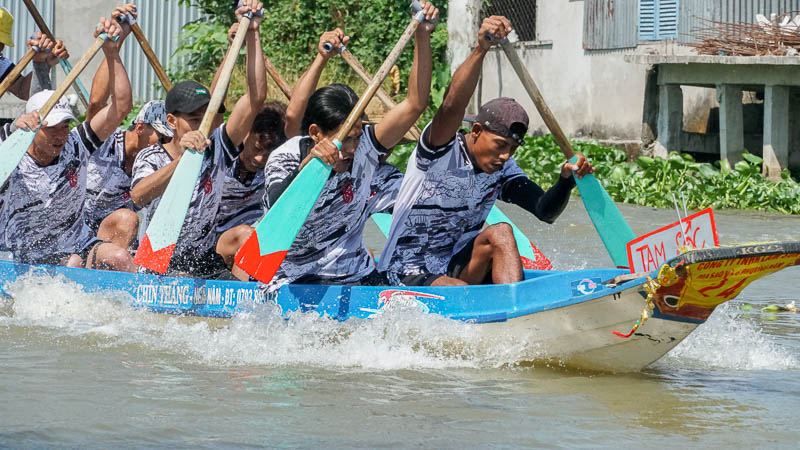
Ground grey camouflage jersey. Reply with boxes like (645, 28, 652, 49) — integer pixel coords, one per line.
(84, 129, 134, 230)
(0, 122, 103, 263)
(262, 126, 401, 288)
(378, 124, 527, 283)
(216, 158, 265, 234)
(131, 124, 240, 261)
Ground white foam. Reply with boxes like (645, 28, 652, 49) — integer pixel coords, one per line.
(2, 274, 541, 371)
(658, 303, 799, 371)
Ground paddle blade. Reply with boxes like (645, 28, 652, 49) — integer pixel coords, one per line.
(573, 169, 636, 268)
(134, 151, 204, 273)
(0, 129, 36, 187)
(371, 212, 393, 237)
(235, 158, 332, 283)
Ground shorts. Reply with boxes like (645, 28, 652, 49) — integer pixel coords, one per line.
(293, 269, 390, 286)
(167, 248, 229, 279)
(398, 236, 488, 286)
(24, 238, 104, 267)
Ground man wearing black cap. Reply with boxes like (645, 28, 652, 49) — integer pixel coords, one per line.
(378, 16, 593, 287)
(129, 0, 266, 277)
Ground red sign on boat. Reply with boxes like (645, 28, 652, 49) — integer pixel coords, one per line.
(626, 208, 720, 273)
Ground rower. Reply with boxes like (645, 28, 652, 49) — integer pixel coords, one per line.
(84, 5, 173, 250)
(378, 16, 593, 287)
(0, 6, 70, 101)
(258, 1, 439, 287)
(129, 0, 267, 278)
(0, 18, 135, 271)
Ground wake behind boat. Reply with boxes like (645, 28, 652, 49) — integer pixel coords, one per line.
(2, 241, 798, 373)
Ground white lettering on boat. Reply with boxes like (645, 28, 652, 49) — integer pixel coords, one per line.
(135, 284, 192, 306)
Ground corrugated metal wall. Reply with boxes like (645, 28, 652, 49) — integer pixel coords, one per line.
(0, 0, 55, 62)
(679, 0, 800, 43)
(583, 0, 639, 50)
(121, 0, 203, 101)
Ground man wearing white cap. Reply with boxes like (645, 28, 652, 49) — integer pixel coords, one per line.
(0, 7, 70, 101)
(0, 18, 134, 271)
(85, 100, 173, 250)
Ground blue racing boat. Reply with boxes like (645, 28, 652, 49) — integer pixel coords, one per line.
(2, 241, 798, 372)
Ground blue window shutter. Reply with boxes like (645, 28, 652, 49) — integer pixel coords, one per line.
(639, 0, 656, 40)
(657, 0, 679, 39)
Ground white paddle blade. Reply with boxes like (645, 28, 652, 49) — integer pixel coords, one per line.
(0, 129, 37, 187)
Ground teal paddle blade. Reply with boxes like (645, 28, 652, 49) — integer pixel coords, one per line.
(571, 157, 635, 267)
(236, 157, 331, 283)
(371, 212, 393, 237)
(134, 151, 205, 273)
(0, 129, 36, 187)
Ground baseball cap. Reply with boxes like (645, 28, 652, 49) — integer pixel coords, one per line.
(26, 90, 76, 127)
(133, 100, 173, 137)
(475, 97, 529, 146)
(0, 7, 14, 47)
(165, 80, 217, 115)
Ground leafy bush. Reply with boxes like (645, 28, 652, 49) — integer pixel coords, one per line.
(389, 135, 800, 215)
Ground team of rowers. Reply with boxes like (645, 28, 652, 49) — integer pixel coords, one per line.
(0, 1, 593, 289)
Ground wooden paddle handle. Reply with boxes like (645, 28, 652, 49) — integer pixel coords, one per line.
(38, 36, 106, 119)
(264, 55, 292, 100)
(22, 0, 90, 109)
(499, 40, 574, 159)
(130, 23, 173, 91)
(0, 49, 36, 98)
(197, 15, 252, 138)
(340, 48, 422, 141)
(334, 12, 424, 144)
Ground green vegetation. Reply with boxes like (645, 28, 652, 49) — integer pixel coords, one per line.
(389, 135, 800, 215)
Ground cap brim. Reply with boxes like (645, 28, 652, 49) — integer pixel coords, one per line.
(42, 111, 75, 127)
(170, 97, 210, 115)
(150, 121, 174, 138)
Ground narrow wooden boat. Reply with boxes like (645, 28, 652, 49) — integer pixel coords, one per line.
(2, 242, 798, 372)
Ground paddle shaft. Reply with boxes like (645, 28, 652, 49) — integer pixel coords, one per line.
(22, 0, 90, 109)
(333, 13, 424, 144)
(130, 23, 173, 91)
(38, 37, 106, 121)
(339, 47, 422, 141)
(498, 40, 574, 159)
(264, 55, 292, 100)
(197, 15, 251, 138)
(0, 49, 36, 98)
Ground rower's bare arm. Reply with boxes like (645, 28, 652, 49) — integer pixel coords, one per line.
(225, 1, 267, 147)
(130, 158, 182, 208)
(427, 16, 512, 148)
(375, 2, 438, 149)
(87, 4, 137, 121)
(89, 18, 132, 142)
(284, 29, 348, 137)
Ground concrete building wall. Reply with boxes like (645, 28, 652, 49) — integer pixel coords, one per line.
(447, 0, 718, 143)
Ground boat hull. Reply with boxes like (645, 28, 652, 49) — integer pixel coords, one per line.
(1, 242, 798, 372)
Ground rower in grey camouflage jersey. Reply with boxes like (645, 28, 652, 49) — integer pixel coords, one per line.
(261, 125, 402, 289)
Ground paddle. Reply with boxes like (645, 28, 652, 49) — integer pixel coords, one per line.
(22, 0, 90, 109)
(496, 37, 635, 267)
(134, 11, 254, 273)
(119, 14, 173, 91)
(327, 43, 421, 142)
(0, 34, 113, 188)
(0, 49, 35, 98)
(235, 1, 428, 283)
(264, 55, 292, 100)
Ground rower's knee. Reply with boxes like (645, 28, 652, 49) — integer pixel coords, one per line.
(109, 209, 139, 233)
(484, 223, 515, 249)
(93, 243, 135, 272)
(216, 225, 253, 257)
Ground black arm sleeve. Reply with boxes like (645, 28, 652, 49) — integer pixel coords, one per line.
(500, 175, 576, 224)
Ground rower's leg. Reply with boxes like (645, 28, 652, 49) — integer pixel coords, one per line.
(97, 209, 139, 249)
(85, 243, 137, 272)
(216, 224, 254, 281)
(457, 223, 523, 285)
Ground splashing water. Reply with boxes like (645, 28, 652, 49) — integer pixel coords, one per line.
(1, 275, 545, 371)
(657, 303, 799, 371)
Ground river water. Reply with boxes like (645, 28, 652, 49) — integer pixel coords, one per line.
(1, 203, 798, 448)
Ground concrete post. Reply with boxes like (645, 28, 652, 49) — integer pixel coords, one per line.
(762, 85, 790, 180)
(717, 84, 744, 171)
(654, 85, 683, 158)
